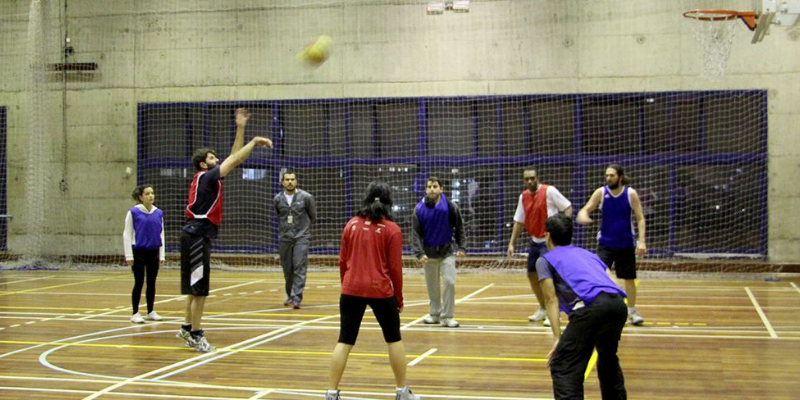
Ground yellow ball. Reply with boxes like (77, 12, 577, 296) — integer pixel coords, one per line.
(298, 35, 332, 66)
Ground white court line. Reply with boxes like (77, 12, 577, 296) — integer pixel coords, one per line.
(0, 386, 253, 399)
(745, 287, 777, 338)
(77, 279, 267, 321)
(0, 276, 54, 285)
(84, 313, 338, 398)
(791, 282, 800, 295)
(402, 283, 494, 330)
(152, 328, 302, 380)
(247, 389, 274, 399)
(408, 348, 437, 366)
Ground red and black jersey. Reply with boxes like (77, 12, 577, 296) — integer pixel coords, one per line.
(185, 167, 223, 226)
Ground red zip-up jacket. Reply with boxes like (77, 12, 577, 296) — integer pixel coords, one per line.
(338, 216, 404, 308)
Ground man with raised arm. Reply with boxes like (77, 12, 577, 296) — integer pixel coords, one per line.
(177, 108, 273, 353)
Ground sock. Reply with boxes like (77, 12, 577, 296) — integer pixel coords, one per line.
(181, 323, 192, 332)
(190, 329, 204, 339)
(628, 307, 635, 313)
(397, 386, 408, 393)
(327, 389, 339, 394)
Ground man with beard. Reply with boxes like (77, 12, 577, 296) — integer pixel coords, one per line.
(577, 164, 647, 325)
(412, 177, 466, 328)
(178, 108, 273, 352)
(274, 169, 317, 309)
(508, 168, 572, 327)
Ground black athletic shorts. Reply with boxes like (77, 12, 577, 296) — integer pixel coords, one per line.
(527, 241, 548, 273)
(181, 231, 211, 296)
(597, 244, 637, 280)
(338, 295, 401, 346)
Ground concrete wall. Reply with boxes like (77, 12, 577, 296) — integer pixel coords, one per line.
(1, 0, 798, 260)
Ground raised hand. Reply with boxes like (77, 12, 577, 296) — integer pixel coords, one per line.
(235, 108, 250, 127)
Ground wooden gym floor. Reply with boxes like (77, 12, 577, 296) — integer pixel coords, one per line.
(0, 269, 799, 399)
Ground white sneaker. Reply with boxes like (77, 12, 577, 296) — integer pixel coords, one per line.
(440, 318, 460, 328)
(325, 389, 341, 400)
(194, 336, 216, 353)
(629, 308, 644, 326)
(130, 313, 144, 323)
(396, 387, 421, 400)
(543, 317, 551, 327)
(176, 329, 195, 348)
(528, 308, 547, 322)
(146, 311, 162, 321)
(423, 315, 440, 324)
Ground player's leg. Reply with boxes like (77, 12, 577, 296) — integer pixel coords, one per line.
(278, 239, 294, 305)
(330, 295, 367, 390)
(189, 238, 214, 352)
(144, 250, 160, 319)
(594, 293, 628, 399)
(290, 238, 309, 307)
(423, 257, 442, 323)
(439, 255, 459, 327)
(178, 232, 195, 344)
(130, 250, 145, 323)
(370, 297, 419, 399)
(615, 247, 642, 325)
(549, 306, 597, 399)
(527, 242, 549, 325)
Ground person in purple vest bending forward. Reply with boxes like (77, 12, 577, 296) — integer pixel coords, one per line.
(539, 214, 628, 400)
(576, 164, 646, 325)
(122, 185, 165, 324)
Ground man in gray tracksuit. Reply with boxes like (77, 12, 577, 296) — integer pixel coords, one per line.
(273, 170, 316, 308)
(412, 177, 466, 328)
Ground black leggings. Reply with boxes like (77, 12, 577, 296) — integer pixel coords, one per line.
(338, 294, 401, 345)
(132, 249, 160, 314)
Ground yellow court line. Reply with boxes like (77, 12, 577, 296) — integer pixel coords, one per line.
(0, 339, 546, 363)
(0, 274, 128, 297)
(584, 350, 598, 380)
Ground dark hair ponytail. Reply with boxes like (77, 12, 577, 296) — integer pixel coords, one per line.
(357, 181, 393, 221)
(131, 185, 153, 204)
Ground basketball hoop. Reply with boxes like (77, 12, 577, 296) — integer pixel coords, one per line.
(683, 9, 757, 79)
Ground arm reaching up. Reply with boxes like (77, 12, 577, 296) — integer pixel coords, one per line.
(231, 108, 249, 155)
(220, 136, 273, 178)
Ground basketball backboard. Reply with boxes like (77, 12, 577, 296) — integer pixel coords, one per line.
(751, 0, 800, 42)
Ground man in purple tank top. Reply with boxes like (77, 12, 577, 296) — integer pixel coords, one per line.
(576, 164, 647, 326)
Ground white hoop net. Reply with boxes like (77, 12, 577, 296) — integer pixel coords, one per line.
(687, 14, 738, 79)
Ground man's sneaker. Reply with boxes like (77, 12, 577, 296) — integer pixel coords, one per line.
(146, 311, 162, 321)
(423, 315, 440, 324)
(396, 387, 421, 400)
(440, 318, 460, 328)
(325, 389, 341, 400)
(629, 308, 644, 326)
(528, 308, 547, 322)
(543, 317, 551, 327)
(176, 329, 195, 348)
(130, 313, 144, 324)
(194, 335, 216, 353)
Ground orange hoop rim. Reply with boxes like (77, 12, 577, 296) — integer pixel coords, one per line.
(683, 9, 757, 31)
